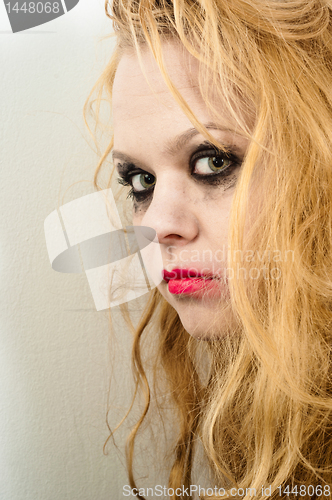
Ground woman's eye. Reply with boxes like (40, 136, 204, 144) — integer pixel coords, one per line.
(131, 172, 156, 191)
(193, 154, 233, 175)
(116, 148, 239, 203)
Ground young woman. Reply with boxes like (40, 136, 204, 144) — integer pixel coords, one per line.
(87, 0, 332, 498)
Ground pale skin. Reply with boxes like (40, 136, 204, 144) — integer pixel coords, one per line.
(112, 41, 250, 339)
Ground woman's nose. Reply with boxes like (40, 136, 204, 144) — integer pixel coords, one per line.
(139, 174, 199, 247)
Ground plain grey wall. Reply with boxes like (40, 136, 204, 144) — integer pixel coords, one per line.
(0, 1, 140, 498)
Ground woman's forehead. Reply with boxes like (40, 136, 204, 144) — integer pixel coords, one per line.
(112, 41, 255, 137)
(113, 53, 243, 131)
(112, 42, 200, 100)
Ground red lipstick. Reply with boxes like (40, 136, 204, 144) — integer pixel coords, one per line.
(162, 268, 223, 298)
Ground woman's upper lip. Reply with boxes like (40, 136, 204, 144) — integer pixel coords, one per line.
(162, 268, 218, 283)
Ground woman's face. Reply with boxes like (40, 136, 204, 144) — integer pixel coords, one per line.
(112, 41, 249, 339)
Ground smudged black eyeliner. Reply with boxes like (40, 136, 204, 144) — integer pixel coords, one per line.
(116, 142, 242, 203)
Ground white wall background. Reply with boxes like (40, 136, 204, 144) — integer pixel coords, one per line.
(0, 2, 146, 499)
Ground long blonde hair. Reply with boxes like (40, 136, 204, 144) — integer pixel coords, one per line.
(85, 1, 332, 498)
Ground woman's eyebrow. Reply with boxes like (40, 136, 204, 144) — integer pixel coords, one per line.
(163, 122, 235, 156)
(112, 151, 146, 172)
(112, 122, 236, 169)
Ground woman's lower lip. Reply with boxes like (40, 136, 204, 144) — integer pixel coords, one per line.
(167, 278, 223, 298)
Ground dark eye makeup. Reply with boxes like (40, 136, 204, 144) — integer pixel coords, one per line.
(116, 141, 242, 203)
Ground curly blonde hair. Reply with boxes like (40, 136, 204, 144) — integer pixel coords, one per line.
(85, 1, 332, 498)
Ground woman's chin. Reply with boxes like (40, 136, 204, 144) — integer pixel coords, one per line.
(157, 281, 237, 339)
(173, 297, 237, 340)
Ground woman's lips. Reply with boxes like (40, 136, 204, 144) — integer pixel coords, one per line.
(162, 268, 224, 298)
